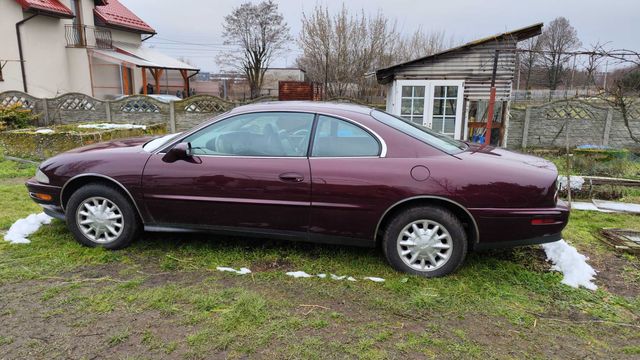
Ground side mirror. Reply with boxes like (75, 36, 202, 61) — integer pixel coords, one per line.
(162, 142, 192, 162)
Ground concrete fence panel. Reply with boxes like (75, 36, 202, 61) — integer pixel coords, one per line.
(47, 92, 109, 124)
(174, 95, 235, 131)
(506, 99, 640, 149)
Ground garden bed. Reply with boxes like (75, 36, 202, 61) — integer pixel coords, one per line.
(0, 123, 166, 160)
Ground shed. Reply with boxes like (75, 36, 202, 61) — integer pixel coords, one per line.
(376, 23, 542, 144)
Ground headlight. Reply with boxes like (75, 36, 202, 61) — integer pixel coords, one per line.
(35, 168, 49, 184)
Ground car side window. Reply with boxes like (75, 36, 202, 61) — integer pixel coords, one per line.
(183, 112, 315, 157)
(311, 115, 380, 157)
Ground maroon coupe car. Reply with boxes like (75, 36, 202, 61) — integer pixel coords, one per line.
(26, 102, 569, 277)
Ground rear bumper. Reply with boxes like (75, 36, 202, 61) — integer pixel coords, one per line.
(470, 201, 570, 249)
(474, 232, 562, 250)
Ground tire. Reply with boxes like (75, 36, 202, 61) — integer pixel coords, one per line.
(66, 183, 140, 249)
(382, 206, 467, 277)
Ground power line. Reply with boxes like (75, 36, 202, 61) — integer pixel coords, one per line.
(152, 36, 235, 47)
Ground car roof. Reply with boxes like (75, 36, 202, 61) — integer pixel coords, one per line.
(228, 101, 375, 116)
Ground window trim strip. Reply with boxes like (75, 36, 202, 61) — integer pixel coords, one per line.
(153, 109, 388, 159)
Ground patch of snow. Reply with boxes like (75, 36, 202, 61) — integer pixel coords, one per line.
(4, 213, 52, 244)
(35, 129, 54, 134)
(316, 273, 327, 278)
(571, 201, 605, 212)
(557, 175, 584, 191)
(78, 123, 147, 130)
(541, 239, 597, 290)
(592, 200, 640, 214)
(286, 271, 313, 278)
(330, 274, 346, 280)
(216, 266, 251, 275)
(363, 277, 385, 282)
(346, 276, 357, 282)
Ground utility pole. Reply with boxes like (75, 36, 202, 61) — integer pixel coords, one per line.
(515, 50, 521, 91)
(569, 54, 577, 92)
(603, 60, 609, 91)
(484, 50, 499, 146)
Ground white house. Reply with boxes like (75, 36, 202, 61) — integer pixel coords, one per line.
(0, 0, 198, 99)
(376, 24, 542, 146)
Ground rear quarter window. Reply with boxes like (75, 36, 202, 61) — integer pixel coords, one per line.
(311, 115, 380, 157)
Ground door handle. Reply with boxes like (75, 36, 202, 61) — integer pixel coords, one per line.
(279, 172, 304, 183)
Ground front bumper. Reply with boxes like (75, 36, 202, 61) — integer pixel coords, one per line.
(25, 178, 65, 220)
(470, 200, 570, 250)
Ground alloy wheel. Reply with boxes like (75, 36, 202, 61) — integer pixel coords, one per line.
(75, 196, 124, 244)
(396, 219, 453, 271)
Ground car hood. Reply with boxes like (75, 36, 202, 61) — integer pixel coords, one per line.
(39, 137, 156, 182)
(63, 137, 152, 154)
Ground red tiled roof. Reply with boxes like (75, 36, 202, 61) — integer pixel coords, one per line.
(15, 0, 74, 18)
(94, 0, 155, 34)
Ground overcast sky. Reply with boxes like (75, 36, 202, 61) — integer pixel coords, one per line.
(120, 0, 640, 72)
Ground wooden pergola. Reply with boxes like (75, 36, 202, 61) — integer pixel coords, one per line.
(141, 67, 197, 96)
(90, 46, 199, 97)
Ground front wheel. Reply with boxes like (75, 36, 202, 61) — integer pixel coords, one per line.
(382, 206, 467, 277)
(66, 183, 140, 249)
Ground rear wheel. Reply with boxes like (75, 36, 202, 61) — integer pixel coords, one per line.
(383, 206, 467, 277)
(66, 183, 140, 249)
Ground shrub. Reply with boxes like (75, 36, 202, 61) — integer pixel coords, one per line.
(573, 147, 629, 161)
(571, 156, 632, 178)
(0, 103, 39, 130)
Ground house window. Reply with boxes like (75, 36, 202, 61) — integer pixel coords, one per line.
(431, 86, 459, 137)
(392, 80, 464, 139)
(399, 86, 426, 125)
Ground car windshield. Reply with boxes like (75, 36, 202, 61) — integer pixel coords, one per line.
(371, 109, 467, 154)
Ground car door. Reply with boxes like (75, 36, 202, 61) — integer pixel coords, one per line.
(308, 115, 387, 244)
(142, 111, 315, 236)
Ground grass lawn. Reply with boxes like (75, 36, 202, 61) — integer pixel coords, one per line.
(0, 159, 639, 359)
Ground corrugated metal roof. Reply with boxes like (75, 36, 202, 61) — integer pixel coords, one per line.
(92, 48, 157, 68)
(94, 0, 155, 34)
(94, 43, 199, 71)
(15, 0, 74, 18)
(376, 23, 543, 84)
(115, 42, 199, 71)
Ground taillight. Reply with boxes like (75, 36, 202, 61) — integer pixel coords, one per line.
(531, 218, 559, 225)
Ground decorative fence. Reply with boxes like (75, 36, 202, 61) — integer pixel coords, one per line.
(511, 89, 599, 103)
(0, 91, 277, 132)
(507, 99, 640, 149)
(5, 91, 640, 150)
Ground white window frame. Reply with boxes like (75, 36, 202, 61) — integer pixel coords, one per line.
(391, 80, 465, 140)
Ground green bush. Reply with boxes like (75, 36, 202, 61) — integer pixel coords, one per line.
(0, 103, 39, 130)
(573, 148, 629, 161)
(571, 156, 633, 178)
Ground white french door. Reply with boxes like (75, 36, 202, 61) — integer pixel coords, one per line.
(393, 80, 464, 139)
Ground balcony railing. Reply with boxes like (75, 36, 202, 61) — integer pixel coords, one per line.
(65, 25, 113, 49)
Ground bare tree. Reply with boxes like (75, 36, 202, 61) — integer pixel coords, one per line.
(592, 44, 640, 142)
(217, 1, 291, 98)
(297, 4, 397, 97)
(298, 4, 453, 99)
(389, 28, 452, 64)
(518, 36, 542, 91)
(580, 42, 606, 89)
(539, 17, 581, 90)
